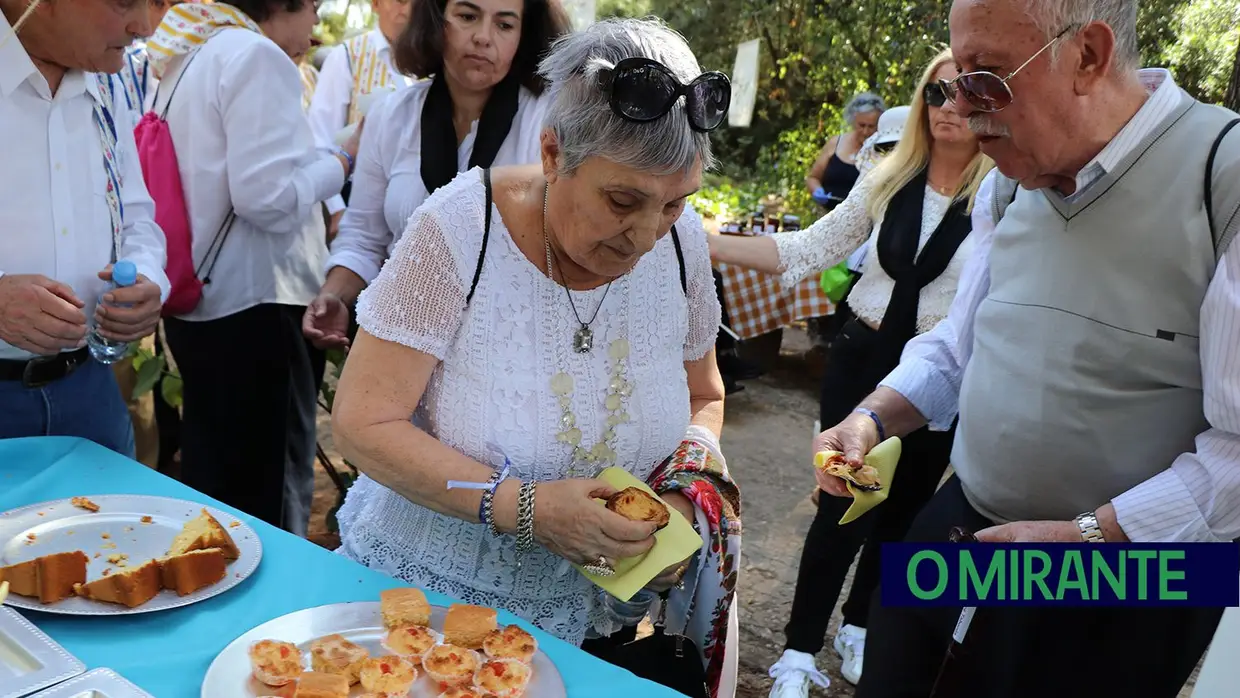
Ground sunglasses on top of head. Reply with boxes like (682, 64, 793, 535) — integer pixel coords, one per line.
(938, 24, 1079, 113)
(595, 57, 733, 133)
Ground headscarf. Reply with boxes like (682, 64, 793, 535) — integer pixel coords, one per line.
(146, 2, 262, 80)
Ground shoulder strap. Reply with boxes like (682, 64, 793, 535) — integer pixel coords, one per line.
(153, 49, 202, 120)
(990, 173, 1019, 225)
(1206, 118, 1240, 258)
(467, 169, 493, 304)
(670, 225, 687, 296)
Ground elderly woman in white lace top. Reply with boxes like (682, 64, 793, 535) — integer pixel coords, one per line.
(710, 49, 992, 696)
(331, 17, 742, 696)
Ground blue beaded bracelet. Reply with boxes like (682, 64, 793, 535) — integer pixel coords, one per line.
(852, 407, 886, 442)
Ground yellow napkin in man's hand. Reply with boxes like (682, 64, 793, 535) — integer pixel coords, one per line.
(814, 437, 902, 524)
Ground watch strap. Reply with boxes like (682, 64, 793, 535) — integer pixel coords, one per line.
(1074, 512, 1106, 543)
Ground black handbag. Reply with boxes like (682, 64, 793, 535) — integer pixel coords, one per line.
(587, 591, 710, 698)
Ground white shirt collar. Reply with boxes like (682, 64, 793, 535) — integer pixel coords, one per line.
(0, 11, 103, 107)
(1071, 68, 1180, 196)
(370, 28, 392, 55)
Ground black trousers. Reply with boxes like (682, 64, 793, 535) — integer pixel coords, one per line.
(784, 319, 954, 654)
(164, 304, 325, 536)
(857, 477, 1224, 698)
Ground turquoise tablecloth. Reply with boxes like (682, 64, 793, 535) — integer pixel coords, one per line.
(0, 437, 686, 698)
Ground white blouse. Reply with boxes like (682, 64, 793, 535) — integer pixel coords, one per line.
(774, 172, 976, 333)
(325, 81, 550, 285)
(335, 169, 721, 645)
(154, 28, 344, 322)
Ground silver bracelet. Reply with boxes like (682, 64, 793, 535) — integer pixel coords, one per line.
(515, 481, 537, 562)
(479, 470, 505, 537)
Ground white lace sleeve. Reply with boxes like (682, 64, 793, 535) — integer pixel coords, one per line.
(354, 205, 468, 361)
(773, 174, 877, 288)
(678, 207, 723, 362)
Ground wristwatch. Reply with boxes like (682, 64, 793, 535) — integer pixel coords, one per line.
(1074, 511, 1106, 543)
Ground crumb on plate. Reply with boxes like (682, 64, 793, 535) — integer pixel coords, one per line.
(140, 516, 153, 524)
(100, 533, 110, 539)
(71, 497, 100, 512)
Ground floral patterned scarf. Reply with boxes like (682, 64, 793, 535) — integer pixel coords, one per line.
(146, 2, 262, 80)
(649, 425, 742, 697)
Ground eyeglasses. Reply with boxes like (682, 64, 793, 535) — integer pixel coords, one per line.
(923, 82, 947, 108)
(596, 57, 732, 133)
(939, 25, 1078, 113)
(873, 141, 897, 155)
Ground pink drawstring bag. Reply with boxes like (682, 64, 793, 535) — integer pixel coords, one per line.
(134, 111, 200, 316)
(133, 51, 233, 317)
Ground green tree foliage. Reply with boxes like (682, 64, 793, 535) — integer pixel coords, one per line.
(591, 0, 1240, 222)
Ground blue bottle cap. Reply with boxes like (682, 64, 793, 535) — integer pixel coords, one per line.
(112, 260, 138, 287)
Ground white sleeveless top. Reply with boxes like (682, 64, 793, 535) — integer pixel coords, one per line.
(335, 169, 721, 644)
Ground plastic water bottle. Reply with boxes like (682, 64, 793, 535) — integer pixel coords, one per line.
(87, 260, 137, 364)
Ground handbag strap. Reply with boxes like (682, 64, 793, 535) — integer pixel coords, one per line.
(466, 169, 688, 305)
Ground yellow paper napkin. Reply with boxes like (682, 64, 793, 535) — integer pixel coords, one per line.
(575, 467, 703, 602)
(816, 437, 903, 525)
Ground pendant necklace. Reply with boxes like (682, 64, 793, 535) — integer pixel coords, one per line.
(543, 183, 612, 353)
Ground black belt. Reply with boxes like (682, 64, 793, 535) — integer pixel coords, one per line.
(0, 347, 92, 388)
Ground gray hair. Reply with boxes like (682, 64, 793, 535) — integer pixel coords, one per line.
(537, 17, 715, 176)
(1023, 0, 1139, 70)
(843, 92, 886, 126)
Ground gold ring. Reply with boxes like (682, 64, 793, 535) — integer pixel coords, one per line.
(582, 556, 616, 577)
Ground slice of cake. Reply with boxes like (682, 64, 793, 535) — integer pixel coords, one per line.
(380, 587, 430, 629)
(74, 559, 161, 608)
(293, 671, 349, 698)
(168, 508, 240, 561)
(159, 547, 227, 596)
(443, 604, 497, 650)
(0, 551, 89, 603)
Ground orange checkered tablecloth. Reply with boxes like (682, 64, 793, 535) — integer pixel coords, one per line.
(716, 260, 836, 341)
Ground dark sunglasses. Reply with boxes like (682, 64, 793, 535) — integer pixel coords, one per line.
(923, 82, 947, 108)
(873, 141, 897, 155)
(939, 24, 1078, 113)
(596, 57, 732, 133)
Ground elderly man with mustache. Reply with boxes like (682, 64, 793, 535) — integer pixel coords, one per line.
(810, 1, 1240, 697)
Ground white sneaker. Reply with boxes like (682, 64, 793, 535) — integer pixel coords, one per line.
(768, 649, 830, 698)
(832, 624, 866, 685)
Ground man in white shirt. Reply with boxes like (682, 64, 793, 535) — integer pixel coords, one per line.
(0, 0, 169, 458)
(306, 0, 414, 232)
(813, 2, 1240, 697)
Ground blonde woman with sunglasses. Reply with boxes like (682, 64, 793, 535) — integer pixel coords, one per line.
(709, 48, 993, 696)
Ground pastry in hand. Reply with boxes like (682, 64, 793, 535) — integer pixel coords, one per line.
(814, 451, 882, 490)
(74, 559, 161, 608)
(249, 639, 304, 686)
(309, 633, 369, 685)
(358, 655, 418, 697)
(382, 624, 442, 663)
(442, 603, 497, 649)
(423, 644, 479, 688)
(380, 586, 430, 629)
(482, 624, 537, 665)
(168, 508, 240, 560)
(605, 487, 671, 530)
(473, 657, 532, 698)
(1, 550, 88, 603)
(293, 671, 349, 698)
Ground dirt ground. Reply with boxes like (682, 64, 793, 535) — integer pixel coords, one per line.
(305, 325, 1200, 698)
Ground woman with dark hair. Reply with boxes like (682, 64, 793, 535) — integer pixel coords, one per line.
(145, 0, 359, 536)
(303, 0, 572, 350)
